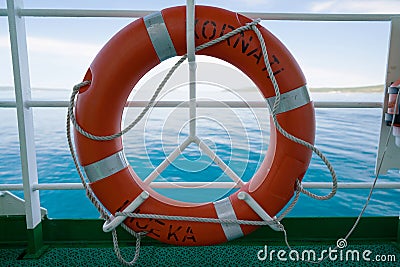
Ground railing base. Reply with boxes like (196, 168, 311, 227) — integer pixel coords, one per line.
(20, 221, 48, 259)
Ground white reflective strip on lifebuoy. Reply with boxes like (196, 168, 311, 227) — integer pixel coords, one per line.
(144, 11, 177, 61)
(266, 85, 310, 114)
(83, 150, 128, 183)
(213, 198, 244, 241)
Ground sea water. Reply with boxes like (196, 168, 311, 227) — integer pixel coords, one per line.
(0, 88, 399, 218)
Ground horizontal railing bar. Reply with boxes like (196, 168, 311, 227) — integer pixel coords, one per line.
(1, 182, 400, 191)
(303, 182, 400, 189)
(315, 101, 383, 108)
(34, 183, 83, 190)
(151, 181, 400, 189)
(149, 182, 241, 189)
(0, 8, 153, 18)
(26, 100, 70, 107)
(0, 100, 383, 109)
(0, 184, 24, 190)
(19, 8, 153, 18)
(0, 8, 398, 21)
(124, 100, 268, 108)
(243, 12, 397, 22)
(0, 101, 18, 108)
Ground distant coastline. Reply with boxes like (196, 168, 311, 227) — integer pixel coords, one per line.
(0, 84, 385, 93)
(232, 84, 384, 93)
(234, 84, 384, 93)
(309, 84, 383, 93)
(0, 86, 70, 91)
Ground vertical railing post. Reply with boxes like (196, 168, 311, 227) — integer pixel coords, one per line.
(376, 16, 400, 174)
(187, 0, 197, 138)
(7, 0, 44, 257)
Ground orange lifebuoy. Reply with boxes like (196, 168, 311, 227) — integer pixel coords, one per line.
(74, 5, 315, 246)
(386, 78, 400, 126)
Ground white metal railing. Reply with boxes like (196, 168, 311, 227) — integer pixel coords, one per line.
(1, 182, 400, 191)
(0, 8, 397, 21)
(0, 100, 385, 109)
(1, 0, 400, 230)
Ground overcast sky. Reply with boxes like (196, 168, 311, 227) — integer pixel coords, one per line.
(1, 0, 400, 89)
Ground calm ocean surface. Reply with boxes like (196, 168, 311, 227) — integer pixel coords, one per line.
(0, 88, 399, 218)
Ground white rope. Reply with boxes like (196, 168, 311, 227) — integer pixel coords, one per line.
(67, 19, 270, 266)
(69, 20, 260, 142)
(251, 24, 337, 201)
(67, 82, 146, 266)
(69, 56, 187, 142)
(277, 180, 301, 221)
(116, 211, 284, 228)
(67, 17, 338, 265)
(112, 229, 147, 267)
(66, 82, 110, 221)
(310, 89, 400, 264)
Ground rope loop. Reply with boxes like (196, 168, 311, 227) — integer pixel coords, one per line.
(250, 24, 337, 201)
(112, 229, 147, 266)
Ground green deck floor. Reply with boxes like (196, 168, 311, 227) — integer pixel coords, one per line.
(1, 242, 399, 266)
(1, 216, 399, 266)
